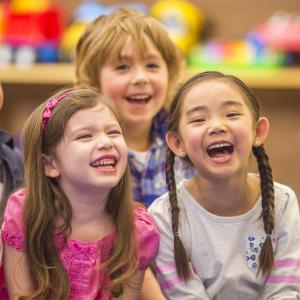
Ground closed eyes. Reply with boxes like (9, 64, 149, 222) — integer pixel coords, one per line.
(147, 63, 159, 68)
(108, 130, 122, 136)
(76, 134, 92, 140)
(115, 64, 129, 71)
(190, 118, 205, 124)
(226, 112, 241, 118)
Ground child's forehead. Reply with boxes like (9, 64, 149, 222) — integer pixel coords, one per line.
(183, 79, 246, 105)
(66, 104, 119, 129)
(106, 34, 161, 62)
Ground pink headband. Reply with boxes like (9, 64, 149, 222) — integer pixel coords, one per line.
(41, 91, 74, 130)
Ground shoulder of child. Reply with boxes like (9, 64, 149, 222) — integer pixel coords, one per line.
(2, 188, 26, 218)
(148, 190, 171, 213)
(1, 188, 26, 251)
(133, 206, 160, 270)
(273, 181, 299, 216)
(274, 181, 298, 205)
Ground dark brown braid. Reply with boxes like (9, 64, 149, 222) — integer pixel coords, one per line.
(166, 148, 190, 280)
(253, 145, 275, 275)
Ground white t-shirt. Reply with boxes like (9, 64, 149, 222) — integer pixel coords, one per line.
(148, 178, 300, 300)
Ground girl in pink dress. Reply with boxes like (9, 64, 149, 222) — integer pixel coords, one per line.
(1, 88, 159, 299)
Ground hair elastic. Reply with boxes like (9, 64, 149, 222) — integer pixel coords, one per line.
(41, 90, 74, 130)
(174, 231, 179, 238)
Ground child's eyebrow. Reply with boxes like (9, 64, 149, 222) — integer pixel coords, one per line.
(221, 100, 244, 108)
(70, 123, 120, 134)
(186, 105, 207, 117)
(144, 53, 161, 60)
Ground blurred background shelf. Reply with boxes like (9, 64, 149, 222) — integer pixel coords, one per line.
(1, 64, 300, 89)
(0, 63, 76, 85)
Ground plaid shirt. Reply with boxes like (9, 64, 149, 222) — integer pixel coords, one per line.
(128, 110, 195, 207)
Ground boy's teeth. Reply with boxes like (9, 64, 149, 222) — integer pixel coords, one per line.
(127, 95, 151, 102)
(132, 95, 148, 99)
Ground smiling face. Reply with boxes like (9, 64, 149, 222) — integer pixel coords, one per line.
(99, 35, 169, 129)
(44, 103, 128, 195)
(167, 79, 268, 180)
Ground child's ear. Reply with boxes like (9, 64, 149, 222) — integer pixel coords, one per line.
(166, 131, 186, 158)
(254, 117, 269, 147)
(43, 154, 60, 178)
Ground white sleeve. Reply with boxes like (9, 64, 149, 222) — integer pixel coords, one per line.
(262, 187, 300, 299)
(148, 199, 210, 300)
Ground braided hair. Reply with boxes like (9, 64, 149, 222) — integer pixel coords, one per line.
(166, 71, 275, 279)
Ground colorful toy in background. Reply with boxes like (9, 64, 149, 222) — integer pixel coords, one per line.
(188, 11, 300, 69)
(247, 12, 300, 66)
(11, 0, 49, 13)
(151, 0, 203, 55)
(188, 39, 286, 69)
(0, 0, 65, 67)
(1, 1, 298, 69)
(60, 0, 148, 62)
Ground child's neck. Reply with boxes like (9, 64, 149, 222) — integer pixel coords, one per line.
(188, 173, 260, 217)
(124, 121, 152, 151)
(60, 186, 113, 242)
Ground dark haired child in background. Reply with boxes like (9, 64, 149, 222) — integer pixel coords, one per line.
(0, 82, 23, 296)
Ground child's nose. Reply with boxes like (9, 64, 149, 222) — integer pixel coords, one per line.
(208, 119, 227, 135)
(131, 67, 149, 85)
(96, 136, 113, 150)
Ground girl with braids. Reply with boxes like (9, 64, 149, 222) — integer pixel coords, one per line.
(1, 88, 159, 299)
(148, 71, 300, 299)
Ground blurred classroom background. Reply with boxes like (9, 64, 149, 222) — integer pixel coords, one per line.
(0, 0, 299, 197)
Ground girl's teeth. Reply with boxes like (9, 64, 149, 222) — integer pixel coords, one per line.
(92, 159, 115, 167)
(208, 142, 231, 150)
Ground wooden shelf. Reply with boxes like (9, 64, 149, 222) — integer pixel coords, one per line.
(0, 63, 76, 85)
(0, 64, 300, 89)
(188, 67, 300, 90)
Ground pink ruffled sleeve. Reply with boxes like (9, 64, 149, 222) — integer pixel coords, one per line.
(1, 189, 26, 251)
(134, 206, 160, 270)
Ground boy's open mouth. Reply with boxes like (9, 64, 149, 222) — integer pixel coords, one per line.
(207, 142, 234, 158)
(126, 94, 151, 103)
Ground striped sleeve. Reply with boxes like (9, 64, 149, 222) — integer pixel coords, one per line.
(262, 186, 300, 299)
(148, 196, 210, 300)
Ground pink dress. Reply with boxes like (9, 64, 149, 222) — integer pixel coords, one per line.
(1, 189, 159, 299)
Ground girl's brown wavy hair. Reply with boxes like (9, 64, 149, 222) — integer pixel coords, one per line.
(21, 88, 138, 299)
(166, 71, 275, 280)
